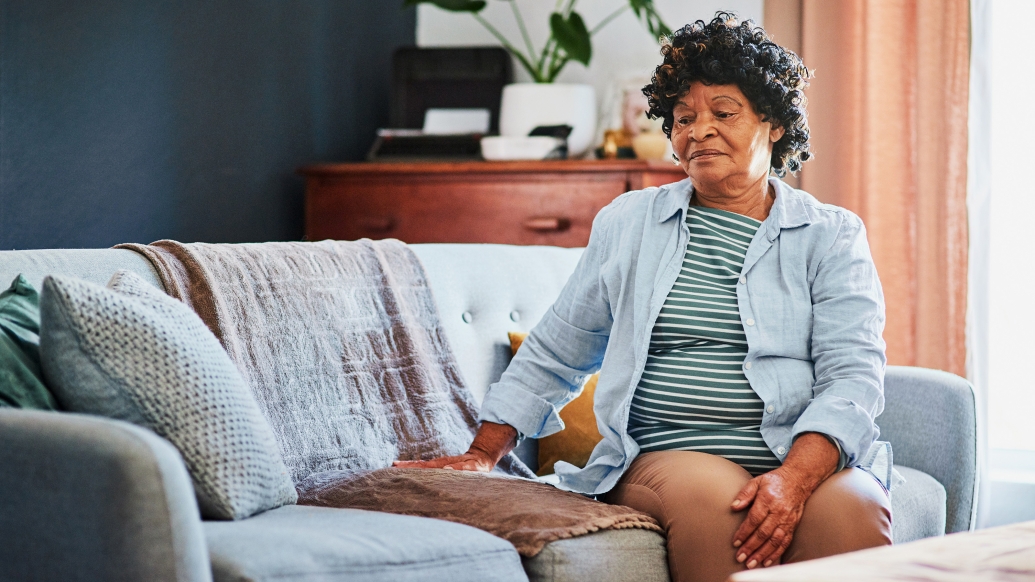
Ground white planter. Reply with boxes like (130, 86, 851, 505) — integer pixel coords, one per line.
(499, 83, 597, 158)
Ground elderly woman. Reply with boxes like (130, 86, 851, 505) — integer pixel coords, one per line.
(397, 13, 893, 582)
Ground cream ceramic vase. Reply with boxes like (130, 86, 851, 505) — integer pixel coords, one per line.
(499, 83, 597, 157)
(632, 131, 670, 161)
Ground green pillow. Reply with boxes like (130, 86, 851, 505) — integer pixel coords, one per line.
(0, 275, 57, 409)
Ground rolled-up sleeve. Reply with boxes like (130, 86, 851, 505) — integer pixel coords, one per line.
(792, 214, 887, 466)
(478, 205, 616, 439)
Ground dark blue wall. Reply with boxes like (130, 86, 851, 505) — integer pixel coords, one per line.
(0, 2, 416, 249)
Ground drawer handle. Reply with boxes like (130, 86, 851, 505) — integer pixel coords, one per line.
(523, 217, 570, 232)
(360, 217, 395, 232)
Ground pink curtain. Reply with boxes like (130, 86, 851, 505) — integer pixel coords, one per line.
(795, 0, 970, 376)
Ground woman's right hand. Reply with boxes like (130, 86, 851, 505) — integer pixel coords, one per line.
(392, 450, 496, 472)
(392, 421, 518, 472)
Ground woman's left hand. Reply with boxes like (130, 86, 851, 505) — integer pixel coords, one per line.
(729, 467, 811, 568)
(730, 432, 840, 568)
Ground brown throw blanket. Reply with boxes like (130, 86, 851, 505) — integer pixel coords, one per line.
(298, 468, 661, 557)
(120, 239, 658, 551)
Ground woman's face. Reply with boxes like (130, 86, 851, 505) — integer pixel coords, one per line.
(670, 82, 784, 193)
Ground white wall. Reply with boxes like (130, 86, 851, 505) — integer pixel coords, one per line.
(988, 0, 1035, 452)
(416, 1, 763, 133)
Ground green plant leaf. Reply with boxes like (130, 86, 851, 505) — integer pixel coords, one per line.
(628, 0, 670, 38)
(402, 0, 486, 12)
(549, 11, 591, 66)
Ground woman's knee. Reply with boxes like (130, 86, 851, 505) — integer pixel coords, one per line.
(784, 468, 892, 563)
(612, 452, 752, 527)
(610, 452, 756, 582)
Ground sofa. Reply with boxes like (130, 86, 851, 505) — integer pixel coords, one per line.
(0, 243, 979, 582)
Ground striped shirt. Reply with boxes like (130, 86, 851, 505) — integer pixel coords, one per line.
(628, 205, 781, 476)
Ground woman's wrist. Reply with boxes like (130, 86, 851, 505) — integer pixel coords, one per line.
(468, 421, 519, 466)
(778, 432, 840, 495)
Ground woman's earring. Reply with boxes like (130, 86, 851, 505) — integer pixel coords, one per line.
(672, 153, 680, 163)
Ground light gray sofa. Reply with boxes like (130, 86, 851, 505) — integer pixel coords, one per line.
(0, 243, 978, 582)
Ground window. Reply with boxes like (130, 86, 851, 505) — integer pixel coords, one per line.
(988, 0, 1035, 453)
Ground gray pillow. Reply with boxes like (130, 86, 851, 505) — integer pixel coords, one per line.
(39, 271, 297, 520)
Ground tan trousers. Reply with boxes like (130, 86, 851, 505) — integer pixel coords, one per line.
(604, 451, 892, 582)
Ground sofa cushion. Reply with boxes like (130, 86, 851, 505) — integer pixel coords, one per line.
(890, 465, 947, 543)
(0, 275, 57, 410)
(203, 505, 529, 582)
(39, 271, 297, 520)
(509, 332, 601, 476)
(523, 529, 669, 582)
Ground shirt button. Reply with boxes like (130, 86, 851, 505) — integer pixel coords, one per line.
(766, 405, 774, 413)
(744, 361, 752, 370)
(739, 276, 746, 285)
(461, 311, 473, 323)
(509, 311, 521, 322)
(777, 446, 787, 455)
(746, 318, 755, 326)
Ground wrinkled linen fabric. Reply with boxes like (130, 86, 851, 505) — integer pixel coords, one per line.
(480, 178, 898, 495)
(118, 239, 533, 482)
(297, 468, 661, 557)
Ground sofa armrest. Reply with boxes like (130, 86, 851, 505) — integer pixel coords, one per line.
(875, 366, 978, 534)
(0, 409, 212, 581)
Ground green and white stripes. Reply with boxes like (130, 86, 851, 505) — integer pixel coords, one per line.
(629, 205, 781, 476)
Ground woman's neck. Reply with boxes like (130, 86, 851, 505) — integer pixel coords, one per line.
(690, 175, 775, 222)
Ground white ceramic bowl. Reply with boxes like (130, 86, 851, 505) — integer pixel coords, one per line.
(480, 136, 565, 161)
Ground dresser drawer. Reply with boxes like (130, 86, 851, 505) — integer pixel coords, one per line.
(306, 172, 629, 247)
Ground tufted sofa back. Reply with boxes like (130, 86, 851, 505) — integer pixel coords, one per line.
(0, 241, 583, 472)
(411, 244, 582, 403)
(0, 243, 582, 471)
(0, 243, 583, 404)
(0, 248, 162, 291)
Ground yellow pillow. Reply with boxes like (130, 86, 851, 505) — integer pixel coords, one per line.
(508, 332, 603, 476)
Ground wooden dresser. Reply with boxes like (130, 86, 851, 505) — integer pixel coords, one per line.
(300, 160, 688, 247)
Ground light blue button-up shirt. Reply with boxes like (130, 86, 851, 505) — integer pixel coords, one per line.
(479, 177, 891, 495)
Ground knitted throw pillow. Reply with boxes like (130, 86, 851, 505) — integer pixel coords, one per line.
(39, 271, 297, 520)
